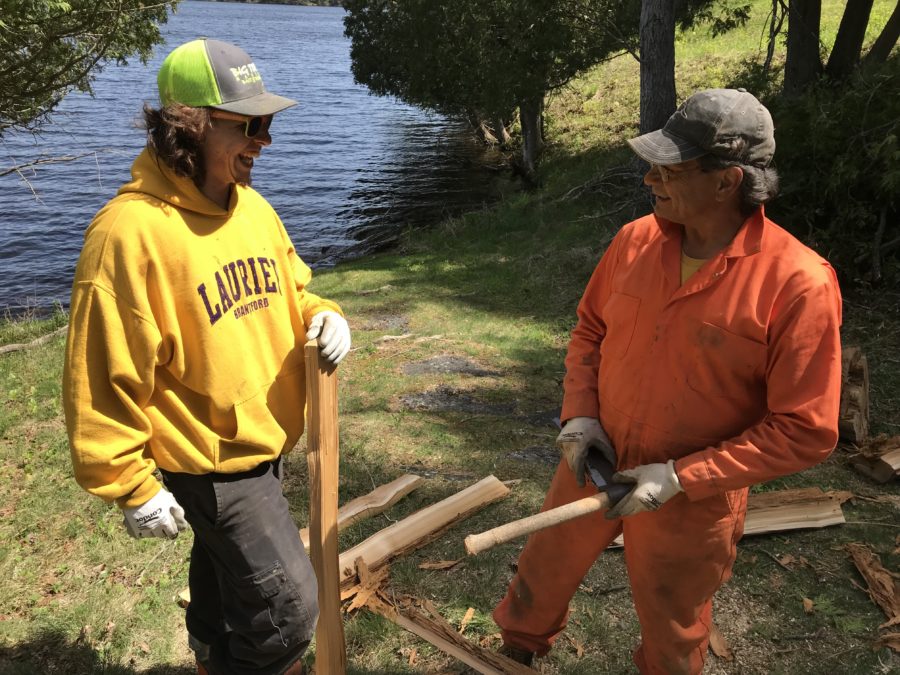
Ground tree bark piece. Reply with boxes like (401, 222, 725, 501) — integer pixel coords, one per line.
(851, 435, 900, 483)
(305, 339, 347, 674)
(465, 492, 612, 555)
(365, 592, 537, 674)
(839, 346, 870, 443)
(846, 543, 900, 624)
(338, 476, 509, 587)
(299, 474, 424, 552)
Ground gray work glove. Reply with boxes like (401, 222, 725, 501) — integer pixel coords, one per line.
(122, 488, 189, 539)
(606, 460, 684, 518)
(556, 416, 615, 488)
(306, 310, 351, 364)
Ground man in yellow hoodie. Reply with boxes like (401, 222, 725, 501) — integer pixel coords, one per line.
(63, 38, 350, 675)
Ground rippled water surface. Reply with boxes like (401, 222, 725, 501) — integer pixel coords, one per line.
(0, 2, 505, 314)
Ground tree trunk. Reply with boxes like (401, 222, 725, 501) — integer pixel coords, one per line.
(639, 0, 676, 134)
(784, 0, 823, 97)
(826, 0, 875, 80)
(518, 96, 543, 182)
(863, 0, 900, 67)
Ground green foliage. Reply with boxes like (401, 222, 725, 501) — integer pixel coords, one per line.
(343, 0, 644, 121)
(0, 0, 176, 134)
(766, 54, 900, 282)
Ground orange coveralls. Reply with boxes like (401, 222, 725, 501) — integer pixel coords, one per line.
(494, 208, 842, 674)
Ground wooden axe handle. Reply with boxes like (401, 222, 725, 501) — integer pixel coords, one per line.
(465, 491, 612, 555)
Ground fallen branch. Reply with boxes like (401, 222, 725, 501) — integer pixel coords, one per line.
(299, 474, 424, 551)
(0, 324, 68, 355)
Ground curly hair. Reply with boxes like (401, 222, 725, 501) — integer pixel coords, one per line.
(142, 103, 210, 185)
(699, 154, 780, 216)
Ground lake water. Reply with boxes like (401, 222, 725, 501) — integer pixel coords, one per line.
(0, 1, 506, 315)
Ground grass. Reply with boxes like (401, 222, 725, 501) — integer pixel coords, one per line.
(2, 1, 899, 673)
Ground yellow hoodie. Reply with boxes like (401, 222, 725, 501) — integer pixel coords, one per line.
(64, 148, 342, 508)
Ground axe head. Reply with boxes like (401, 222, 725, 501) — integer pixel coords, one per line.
(584, 442, 631, 506)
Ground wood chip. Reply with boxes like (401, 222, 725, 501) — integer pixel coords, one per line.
(874, 632, 900, 652)
(407, 647, 418, 665)
(846, 543, 900, 622)
(459, 607, 475, 634)
(357, 284, 394, 296)
(708, 622, 734, 661)
(419, 559, 462, 571)
(374, 333, 414, 343)
(802, 597, 815, 614)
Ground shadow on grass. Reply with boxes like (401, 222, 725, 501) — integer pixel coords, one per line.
(0, 630, 194, 674)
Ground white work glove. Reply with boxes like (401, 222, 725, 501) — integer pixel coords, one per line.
(306, 310, 351, 364)
(556, 417, 615, 488)
(606, 459, 684, 518)
(122, 488, 189, 539)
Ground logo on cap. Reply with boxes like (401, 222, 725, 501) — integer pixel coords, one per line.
(230, 64, 262, 87)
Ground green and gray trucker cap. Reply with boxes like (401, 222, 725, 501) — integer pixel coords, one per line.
(157, 38, 296, 116)
(627, 88, 775, 167)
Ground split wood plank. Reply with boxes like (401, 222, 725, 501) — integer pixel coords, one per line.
(338, 475, 509, 588)
(365, 593, 537, 675)
(839, 346, 870, 443)
(851, 435, 900, 483)
(304, 339, 346, 675)
(607, 488, 849, 548)
(299, 474, 425, 552)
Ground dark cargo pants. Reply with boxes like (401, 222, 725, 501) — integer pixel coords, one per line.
(162, 458, 318, 675)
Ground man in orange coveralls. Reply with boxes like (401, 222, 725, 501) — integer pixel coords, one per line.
(493, 89, 843, 673)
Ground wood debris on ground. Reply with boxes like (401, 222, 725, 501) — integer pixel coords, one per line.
(846, 542, 900, 652)
(418, 559, 463, 571)
(850, 434, 900, 483)
(708, 622, 734, 661)
(838, 346, 869, 443)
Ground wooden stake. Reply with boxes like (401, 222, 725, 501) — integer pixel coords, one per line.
(338, 476, 510, 586)
(299, 474, 424, 552)
(305, 339, 346, 674)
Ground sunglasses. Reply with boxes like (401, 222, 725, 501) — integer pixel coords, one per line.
(650, 163, 705, 182)
(209, 110, 272, 138)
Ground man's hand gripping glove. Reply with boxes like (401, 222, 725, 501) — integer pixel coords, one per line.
(306, 310, 351, 364)
(556, 417, 615, 488)
(606, 459, 684, 518)
(122, 488, 189, 540)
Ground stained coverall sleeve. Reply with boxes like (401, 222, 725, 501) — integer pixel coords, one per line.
(64, 282, 163, 509)
(675, 267, 843, 500)
(560, 233, 624, 422)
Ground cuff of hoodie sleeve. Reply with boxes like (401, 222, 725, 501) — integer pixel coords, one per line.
(115, 476, 162, 509)
(301, 300, 343, 329)
(674, 452, 721, 501)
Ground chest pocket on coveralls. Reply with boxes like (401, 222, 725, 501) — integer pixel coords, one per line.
(600, 292, 641, 361)
(686, 321, 767, 399)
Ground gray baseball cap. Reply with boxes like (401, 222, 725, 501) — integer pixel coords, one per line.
(158, 38, 297, 116)
(628, 88, 775, 167)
